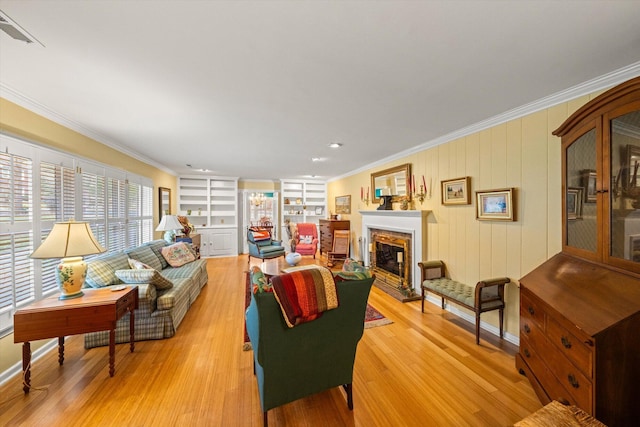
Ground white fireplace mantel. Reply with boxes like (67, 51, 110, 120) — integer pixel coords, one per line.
(360, 210, 430, 293)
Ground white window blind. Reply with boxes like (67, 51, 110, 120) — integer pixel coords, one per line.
(0, 150, 35, 332)
(0, 134, 155, 335)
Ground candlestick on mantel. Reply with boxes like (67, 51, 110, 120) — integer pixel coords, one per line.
(397, 251, 403, 263)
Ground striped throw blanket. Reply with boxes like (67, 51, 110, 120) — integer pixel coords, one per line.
(271, 267, 338, 327)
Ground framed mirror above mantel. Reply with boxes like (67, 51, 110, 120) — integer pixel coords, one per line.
(371, 163, 412, 204)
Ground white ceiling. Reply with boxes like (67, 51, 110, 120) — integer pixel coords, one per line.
(1, 1, 640, 181)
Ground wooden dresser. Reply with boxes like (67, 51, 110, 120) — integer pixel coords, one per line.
(517, 253, 640, 426)
(318, 219, 350, 255)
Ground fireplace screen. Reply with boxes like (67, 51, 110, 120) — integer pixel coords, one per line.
(375, 241, 403, 276)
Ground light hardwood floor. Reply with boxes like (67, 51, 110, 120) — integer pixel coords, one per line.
(0, 256, 541, 426)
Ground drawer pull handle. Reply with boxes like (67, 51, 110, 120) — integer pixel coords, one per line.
(568, 374, 579, 389)
(524, 324, 531, 334)
(528, 306, 535, 315)
(523, 349, 531, 358)
(561, 336, 572, 349)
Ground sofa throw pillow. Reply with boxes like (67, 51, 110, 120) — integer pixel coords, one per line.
(85, 253, 131, 288)
(115, 269, 173, 290)
(342, 258, 366, 272)
(251, 230, 271, 241)
(333, 270, 372, 281)
(126, 245, 163, 271)
(128, 258, 152, 270)
(299, 235, 313, 244)
(160, 242, 196, 267)
(249, 266, 272, 293)
(146, 240, 170, 269)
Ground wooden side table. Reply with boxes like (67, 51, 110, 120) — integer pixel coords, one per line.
(13, 286, 138, 393)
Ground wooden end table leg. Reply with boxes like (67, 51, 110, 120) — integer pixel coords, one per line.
(109, 328, 115, 377)
(22, 342, 31, 394)
(129, 310, 135, 353)
(58, 336, 65, 365)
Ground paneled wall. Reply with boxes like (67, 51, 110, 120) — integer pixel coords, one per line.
(328, 93, 604, 341)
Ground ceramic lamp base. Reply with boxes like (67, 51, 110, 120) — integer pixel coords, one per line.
(57, 256, 87, 300)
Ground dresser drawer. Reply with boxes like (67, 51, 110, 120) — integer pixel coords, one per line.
(544, 340, 594, 413)
(547, 316, 593, 378)
(116, 290, 136, 318)
(521, 290, 546, 330)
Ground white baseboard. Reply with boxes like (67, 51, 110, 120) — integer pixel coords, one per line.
(0, 338, 58, 387)
(423, 295, 519, 346)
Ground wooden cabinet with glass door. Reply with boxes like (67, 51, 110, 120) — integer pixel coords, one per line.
(517, 77, 640, 427)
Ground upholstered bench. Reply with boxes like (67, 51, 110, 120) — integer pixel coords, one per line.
(418, 260, 509, 345)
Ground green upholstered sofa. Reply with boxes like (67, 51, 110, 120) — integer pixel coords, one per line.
(245, 273, 374, 426)
(82, 239, 208, 348)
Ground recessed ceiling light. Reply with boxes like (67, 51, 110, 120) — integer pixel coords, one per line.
(328, 143, 342, 148)
(311, 157, 323, 162)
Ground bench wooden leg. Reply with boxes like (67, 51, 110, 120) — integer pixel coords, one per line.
(421, 288, 425, 312)
(441, 297, 445, 309)
(499, 307, 504, 338)
(475, 311, 481, 345)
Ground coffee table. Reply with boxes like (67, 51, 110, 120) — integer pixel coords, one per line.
(258, 256, 320, 277)
(13, 286, 138, 393)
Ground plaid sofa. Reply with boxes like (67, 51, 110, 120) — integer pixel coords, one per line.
(83, 239, 208, 349)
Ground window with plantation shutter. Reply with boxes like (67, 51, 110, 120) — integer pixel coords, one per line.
(0, 149, 35, 333)
(39, 158, 76, 295)
(1, 134, 155, 335)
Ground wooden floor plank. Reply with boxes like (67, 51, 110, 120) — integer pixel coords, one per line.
(0, 255, 541, 426)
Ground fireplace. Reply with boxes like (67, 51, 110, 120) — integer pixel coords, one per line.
(360, 210, 429, 301)
(371, 229, 411, 293)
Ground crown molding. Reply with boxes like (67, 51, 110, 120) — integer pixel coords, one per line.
(0, 83, 177, 176)
(331, 61, 640, 182)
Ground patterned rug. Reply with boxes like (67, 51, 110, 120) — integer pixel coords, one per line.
(243, 272, 391, 350)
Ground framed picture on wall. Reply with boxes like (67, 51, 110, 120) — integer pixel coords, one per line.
(441, 177, 471, 205)
(476, 188, 516, 221)
(335, 195, 351, 214)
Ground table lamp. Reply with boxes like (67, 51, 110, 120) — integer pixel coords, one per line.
(156, 214, 183, 243)
(31, 220, 106, 300)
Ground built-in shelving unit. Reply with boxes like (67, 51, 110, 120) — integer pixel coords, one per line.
(280, 179, 327, 226)
(178, 176, 239, 257)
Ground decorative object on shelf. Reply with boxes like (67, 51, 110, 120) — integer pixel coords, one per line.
(198, 207, 202, 216)
(30, 220, 106, 300)
(476, 188, 516, 221)
(284, 198, 290, 205)
(187, 209, 192, 215)
(315, 206, 323, 215)
(156, 214, 183, 243)
(566, 187, 584, 220)
(441, 176, 471, 205)
(335, 195, 351, 214)
(377, 195, 393, 210)
(360, 186, 369, 205)
(295, 198, 302, 205)
(285, 252, 302, 266)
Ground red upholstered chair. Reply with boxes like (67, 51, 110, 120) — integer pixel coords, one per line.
(292, 223, 318, 258)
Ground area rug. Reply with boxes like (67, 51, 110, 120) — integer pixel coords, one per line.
(243, 272, 392, 350)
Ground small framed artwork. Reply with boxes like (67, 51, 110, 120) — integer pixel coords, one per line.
(566, 187, 583, 220)
(476, 188, 516, 221)
(315, 206, 324, 215)
(441, 177, 471, 205)
(335, 195, 351, 214)
(582, 169, 597, 203)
